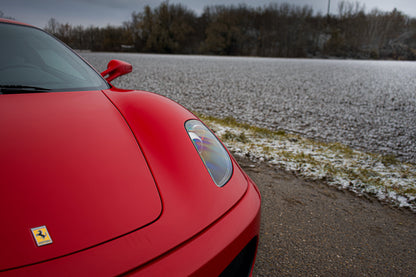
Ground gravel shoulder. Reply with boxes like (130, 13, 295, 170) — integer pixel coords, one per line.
(234, 155, 416, 276)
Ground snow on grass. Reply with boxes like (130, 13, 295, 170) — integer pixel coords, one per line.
(198, 114, 416, 211)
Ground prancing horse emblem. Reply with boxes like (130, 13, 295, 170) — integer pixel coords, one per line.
(36, 230, 46, 239)
(31, 226, 53, 246)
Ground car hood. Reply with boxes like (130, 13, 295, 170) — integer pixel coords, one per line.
(0, 91, 162, 271)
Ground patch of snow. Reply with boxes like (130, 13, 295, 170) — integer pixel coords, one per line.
(205, 119, 416, 212)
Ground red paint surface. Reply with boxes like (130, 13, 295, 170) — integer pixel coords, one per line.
(0, 91, 161, 270)
(0, 88, 260, 275)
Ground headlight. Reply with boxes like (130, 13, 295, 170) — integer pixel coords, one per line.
(185, 120, 233, 187)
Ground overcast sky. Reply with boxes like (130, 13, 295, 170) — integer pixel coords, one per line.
(2, 0, 415, 28)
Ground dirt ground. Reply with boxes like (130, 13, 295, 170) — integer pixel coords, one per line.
(234, 155, 416, 277)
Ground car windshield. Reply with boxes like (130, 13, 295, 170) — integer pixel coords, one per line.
(0, 22, 109, 93)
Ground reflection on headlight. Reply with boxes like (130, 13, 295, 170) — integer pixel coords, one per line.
(185, 120, 233, 187)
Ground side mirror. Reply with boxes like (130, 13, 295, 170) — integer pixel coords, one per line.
(101, 59, 132, 82)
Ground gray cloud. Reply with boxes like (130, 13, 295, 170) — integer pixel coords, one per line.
(2, 0, 415, 28)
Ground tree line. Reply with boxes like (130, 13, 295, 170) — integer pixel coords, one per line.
(37, 1, 416, 60)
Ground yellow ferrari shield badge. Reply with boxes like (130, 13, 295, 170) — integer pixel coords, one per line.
(31, 226, 53, 246)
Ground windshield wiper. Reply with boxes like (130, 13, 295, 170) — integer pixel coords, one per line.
(0, 85, 51, 94)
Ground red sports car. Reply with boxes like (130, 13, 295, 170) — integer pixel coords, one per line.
(0, 19, 261, 276)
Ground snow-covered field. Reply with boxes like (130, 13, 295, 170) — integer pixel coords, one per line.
(83, 53, 416, 163)
(82, 53, 416, 210)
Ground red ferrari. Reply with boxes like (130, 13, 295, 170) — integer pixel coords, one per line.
(0, 19, 261, 276)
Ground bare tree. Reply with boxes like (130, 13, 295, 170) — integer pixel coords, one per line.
(38, 1, 416, 60)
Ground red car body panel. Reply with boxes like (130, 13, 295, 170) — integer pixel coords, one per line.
(0, 178, 260, 276)
(103, 89, 248, 238)
(0, 19, 261, 276)
(0, 91, 162, 270)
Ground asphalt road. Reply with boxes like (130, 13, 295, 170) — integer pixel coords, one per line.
(234, 155, 416, 276)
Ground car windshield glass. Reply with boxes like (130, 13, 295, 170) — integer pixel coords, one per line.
(0, 22, 109, 93)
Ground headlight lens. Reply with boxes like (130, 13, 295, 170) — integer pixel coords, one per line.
(185, 120, 233, 187)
